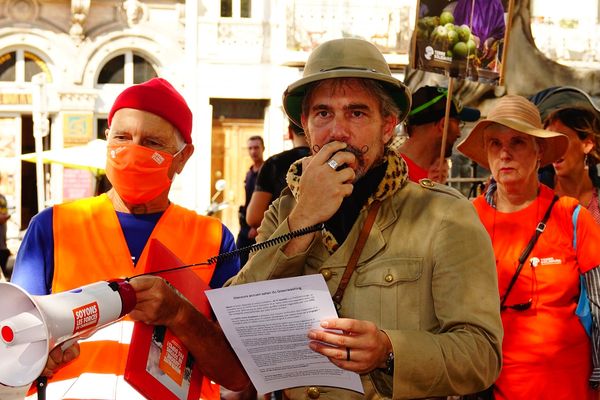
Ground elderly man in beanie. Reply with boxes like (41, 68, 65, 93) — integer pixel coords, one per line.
(10, 78, 243, 399)
(130, 39, 502, 399)
(399, 85, 480, 184)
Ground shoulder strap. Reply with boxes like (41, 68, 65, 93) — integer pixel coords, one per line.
(516, 194, 559, 265)
(332, 200, 381, 309)
(501, 195, 559, 310)
(573, 204, 581, 248)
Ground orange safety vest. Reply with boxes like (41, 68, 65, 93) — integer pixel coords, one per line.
(28, 194, 222, 400)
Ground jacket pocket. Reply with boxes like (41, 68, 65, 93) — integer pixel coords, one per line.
(352, 257, 423, 328)
(355, 257, 423, 286)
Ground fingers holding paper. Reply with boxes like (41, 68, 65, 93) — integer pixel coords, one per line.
(307, 318, 392, 374)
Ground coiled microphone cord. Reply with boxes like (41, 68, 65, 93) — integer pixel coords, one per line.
(129, 223, 324, 279)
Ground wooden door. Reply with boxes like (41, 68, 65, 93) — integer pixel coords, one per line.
(211, 118, 264, 237)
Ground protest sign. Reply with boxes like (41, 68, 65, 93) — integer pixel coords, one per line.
(411, 0, 514, 85)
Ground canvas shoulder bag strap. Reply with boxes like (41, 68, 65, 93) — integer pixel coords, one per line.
(500, 194, 559, 310)
(332, 200, 382, 309)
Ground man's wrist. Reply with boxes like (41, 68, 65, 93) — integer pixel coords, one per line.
(283, 213, 318, 256)
(287, 208, 319, 232)
(169, 295, 192, 330)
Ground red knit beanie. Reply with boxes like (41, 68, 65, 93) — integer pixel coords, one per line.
(108, 78, 193, 144)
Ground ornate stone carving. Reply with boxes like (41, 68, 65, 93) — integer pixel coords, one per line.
(58, 90, 97, 111)
(70, 0, 90, 44)
(122, 0, 146, 27)
(5, 0, 39, 22)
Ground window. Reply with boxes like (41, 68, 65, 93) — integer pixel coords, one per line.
(97, 52, 157, 85)
(210, 98, 269, 119)
(98, 55, 125, 84)
(221, 0, 232, 17)
(24, 52, 46, 81)
(240, 0, 251, 18)
(133, 55, 155, 84)
(0, 50, 51, 82)
(0, 52, 16, 81)
(220, 0, 251, 18)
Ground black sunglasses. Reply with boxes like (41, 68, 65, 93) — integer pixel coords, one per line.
(502, 298, 532, 312)
(501, 259, 537, 312)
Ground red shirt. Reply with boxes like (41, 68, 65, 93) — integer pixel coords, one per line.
(400, 153, 428, 182)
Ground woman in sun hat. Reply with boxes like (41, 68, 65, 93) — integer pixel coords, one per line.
(457, 94, 600, 399)
(531, 86, 600, 225)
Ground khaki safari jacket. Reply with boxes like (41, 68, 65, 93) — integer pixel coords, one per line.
(228, 180, 502, 400)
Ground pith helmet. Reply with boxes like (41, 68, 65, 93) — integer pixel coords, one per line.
(283, 38, 412, 129)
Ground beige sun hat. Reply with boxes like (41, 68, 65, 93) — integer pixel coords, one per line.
(282, 38, 412, 129)
(457, 95, 569, 169)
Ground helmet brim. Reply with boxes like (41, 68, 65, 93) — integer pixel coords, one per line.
(283, 68, 411, 129)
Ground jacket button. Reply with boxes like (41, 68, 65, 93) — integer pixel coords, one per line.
(321, 269, 332, 280)
(384, 274, 394, 283)
(419, 178, 435, 187)
(307, 386, 320, 399)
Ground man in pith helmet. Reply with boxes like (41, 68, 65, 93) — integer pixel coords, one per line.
(130, 39, 502, 399)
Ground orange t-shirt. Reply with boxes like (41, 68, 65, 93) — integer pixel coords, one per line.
(474, 185, 600, 400)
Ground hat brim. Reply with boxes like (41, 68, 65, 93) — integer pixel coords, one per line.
(457, 117, 569, 170)
(283, 69, 412, 129)
(536, 86, 600, 121)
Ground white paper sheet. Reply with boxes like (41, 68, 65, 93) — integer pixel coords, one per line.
(206, 274, 364, 394)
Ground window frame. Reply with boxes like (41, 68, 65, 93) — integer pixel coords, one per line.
(0, 49, 52, 84)
(95, 51, 158, 86)
(220, 0, 252, 19)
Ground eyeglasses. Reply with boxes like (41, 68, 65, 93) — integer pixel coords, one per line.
(501, 259, 537, 312)
(408, 87, 464, 117)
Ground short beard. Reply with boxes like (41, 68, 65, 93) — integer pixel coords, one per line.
(311, 141, 385, 181)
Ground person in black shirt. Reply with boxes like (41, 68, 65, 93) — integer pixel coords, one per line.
(239, 121, 308, 400)
(246, 122, 309, 230)
(236, 135, 264, 266)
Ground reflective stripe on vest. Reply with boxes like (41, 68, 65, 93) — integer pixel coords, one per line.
(30, 194, 222, 400)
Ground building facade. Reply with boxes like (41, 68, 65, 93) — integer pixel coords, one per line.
(0, 0, 413, 237)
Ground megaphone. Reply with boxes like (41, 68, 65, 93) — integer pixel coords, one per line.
(0, 280, 136, 387)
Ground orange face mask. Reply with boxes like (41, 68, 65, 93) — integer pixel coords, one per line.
(105, 143, 180, 204)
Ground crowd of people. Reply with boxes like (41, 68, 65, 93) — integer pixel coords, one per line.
(2, 36, 600, 400)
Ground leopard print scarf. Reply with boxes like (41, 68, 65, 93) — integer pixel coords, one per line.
(286, 149, 409, 253)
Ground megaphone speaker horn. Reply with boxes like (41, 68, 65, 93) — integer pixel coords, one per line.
(0, 280, 136, 387)
(0, 282, 48, 388)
